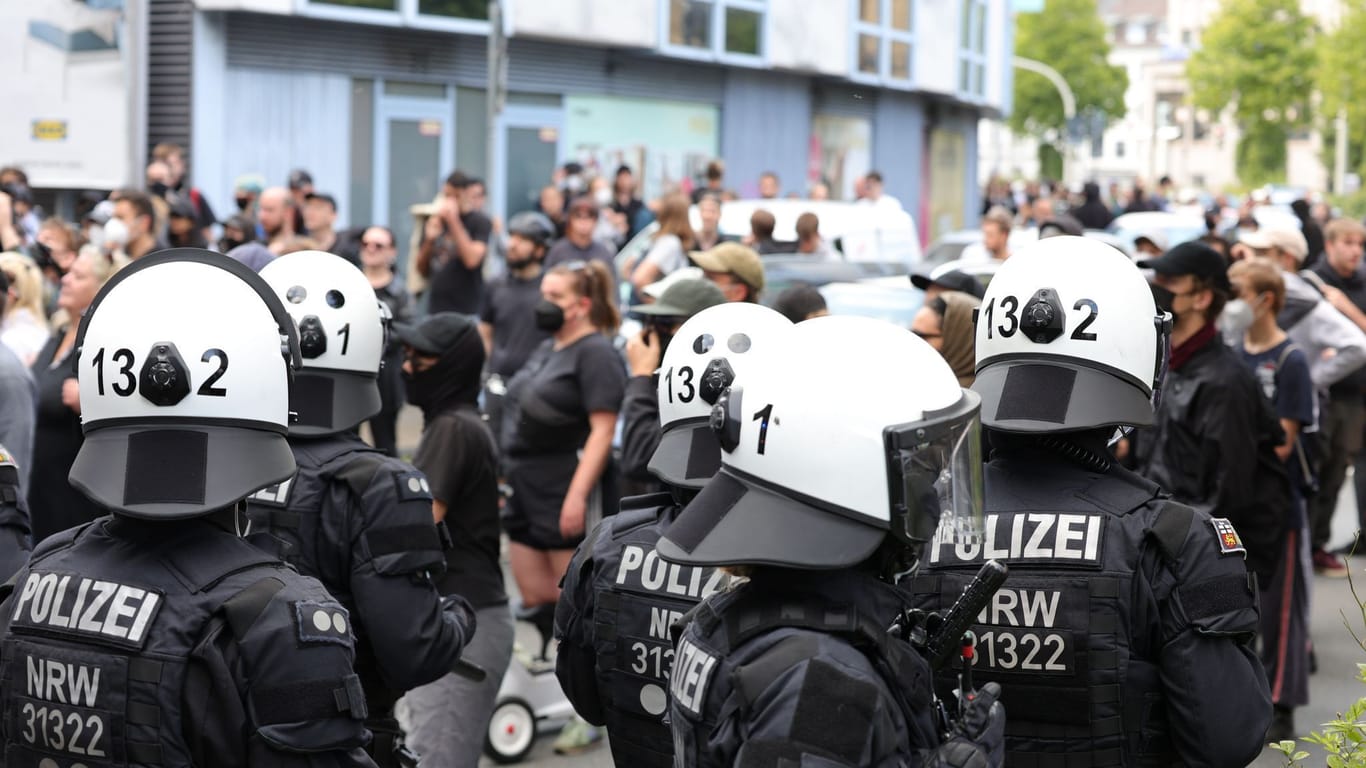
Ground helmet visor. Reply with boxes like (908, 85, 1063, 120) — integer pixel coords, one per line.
(886, 390, 984, 545)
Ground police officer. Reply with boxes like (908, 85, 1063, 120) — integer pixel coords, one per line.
(555, 301, 791, 767)
(0, 248, 377, 766)
(248, 250, 476, 767)
(659, 315, 1005, 768)
(909, 236, 1272, 766)
(0, 443, 30, 581)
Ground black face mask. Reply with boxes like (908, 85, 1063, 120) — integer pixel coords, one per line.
(235, 196, 251, 211)
(534, 299, 565, 332)
(149, 182, 169, 197)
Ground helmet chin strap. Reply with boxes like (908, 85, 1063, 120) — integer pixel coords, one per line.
(233, 500, 253, 538)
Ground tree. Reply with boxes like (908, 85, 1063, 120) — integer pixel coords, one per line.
(1315, 0, 1366, 188)
(1187, 0, 1316, 187)
(1009, 0, 1127, 177)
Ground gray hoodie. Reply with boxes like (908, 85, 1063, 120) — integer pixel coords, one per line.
(1280, 270, 1366, 395)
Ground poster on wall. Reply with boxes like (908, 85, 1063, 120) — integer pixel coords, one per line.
(928, 128, 967, 242)
(563, 95, 719, 202)
(0, 0, 133, 189)
(808, 114, 872, 201)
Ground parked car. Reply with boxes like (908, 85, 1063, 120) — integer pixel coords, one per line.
(616, 199, 922, 281)
(923, 227, 1037, 268)
(1108, 211, 1208, 253)
(814, 259, 998, 327)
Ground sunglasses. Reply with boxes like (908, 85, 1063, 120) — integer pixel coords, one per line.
(362, 240, 392, 250)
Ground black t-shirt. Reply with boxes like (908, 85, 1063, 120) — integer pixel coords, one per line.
(544, 238, 618, 283)
(428, 210, 493, 315)
(480, 271, 550, 379)
(410, 405, 507, 607)
(503, 334, 627, 456)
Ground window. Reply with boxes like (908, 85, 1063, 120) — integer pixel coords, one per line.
(958, 0, 986, 98)
(305, 0, 488, 32)
(665, 0, 766, 61)
(1115, 141, 1126, 158)
(853, 0, 914, 84)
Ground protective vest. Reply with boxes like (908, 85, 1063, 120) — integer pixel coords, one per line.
(244, 436, 446, 715)
(0, 517, 367, 767)
(0, 445, 31, 582)
(909, 456, 1183, 767)
(669, 575, 940, 768)
(584, 494, 732, 768)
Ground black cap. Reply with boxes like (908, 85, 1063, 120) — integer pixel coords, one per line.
(393, 312, 479, 356)
(910, 269, 986, 299)
(288, 169, 314, 189)
(305, 192, 337, 210)
(1037, 215, 1084, 238)
(168, 194, 197, 219)
(1138, 241, 1230, 291)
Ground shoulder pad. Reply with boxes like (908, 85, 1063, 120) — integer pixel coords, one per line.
(0, 445, 17, 488)
(1079, 464, 1166, 515)
(233, 577, 370, 751)
(1145, 502, 1194, 562)
(607, 503, 669, 537)
(26, 521, 91, 565)
(619, 491, 676, 514)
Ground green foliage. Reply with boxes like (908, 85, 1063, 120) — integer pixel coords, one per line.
(1038, 144, 1063, 183)
(1008, 0, 1127, 138)
(1188, 0, 1316, 186)
(1315, 0, 1366, 185)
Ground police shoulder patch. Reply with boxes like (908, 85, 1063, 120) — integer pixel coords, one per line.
(1209, 518, 1246, 558)
(248, 477, 294, 508)
(0, 446, 14, 467)
(294, 600, 352, 646)
(392, 470, 433, 503)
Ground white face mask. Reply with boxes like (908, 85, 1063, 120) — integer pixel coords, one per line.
(1218, 298, 1255, 344)
(593, 186, 613, 208)
(101, 218, 129, 249)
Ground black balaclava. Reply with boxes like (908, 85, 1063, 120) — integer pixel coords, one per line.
(403, 322, 485, 422)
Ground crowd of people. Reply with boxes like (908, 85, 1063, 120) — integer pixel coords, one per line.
(0, 136, 1361, 766)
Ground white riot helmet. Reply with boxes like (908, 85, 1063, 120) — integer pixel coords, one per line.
(651, 303, 792, 489)
(658, 315, 983, 570)
(972, 236, 1170, 433)
(259, 250, 386, 435)
(70, 248, 302, 519)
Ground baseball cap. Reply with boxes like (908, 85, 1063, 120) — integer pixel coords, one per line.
(643, 266, 704, 300)
(1138, 241, 1231, 291)
(305, 192, 337, 211)
(631, 278, 726, 319)
(1239, 226, 1309, 263)
(168, 194, 197, 219)
(689, 242, 765, 293)
(392, 312, 479, 356)
(909, 268, 985, 298)
(1037, 215, 1084, 238)
(234, 173, 265, 194)
(288, 169, 314, 190)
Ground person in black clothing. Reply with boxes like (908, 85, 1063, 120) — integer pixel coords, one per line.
(658, 315, 1003, 768)
(618, 279, 727, 495)
(1071, 181, 1114, 230)
(1292, 199, 1326, 268)
(396, 313, 513, 768)
(419, 172, 493, 315)
(1309, 218, 1366, 558)
(359, 225, 411, 456)
(480, 211, 555, 453)
(250, 250, 476, 768)
(0, 445, 31, 582)
(556, 300, 791, 768)
(2, 249, 377, 768)
(167, 193, 209, 249)
(914, 236, 1272, 766)
(613, 165, 653, 242)
(501, 260, 625, 611)
(1132, 242, 1291, 588)
(27, 249, 119, 542)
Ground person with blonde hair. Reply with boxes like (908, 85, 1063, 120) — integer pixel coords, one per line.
(0, 252, 49, 365)
(27, 245, 124, 542)
(630, 193, 696, 293)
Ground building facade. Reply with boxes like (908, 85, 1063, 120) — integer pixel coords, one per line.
(165, 0, 1013, 249)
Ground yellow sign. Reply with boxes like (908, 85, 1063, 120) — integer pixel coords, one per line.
(32, 120, 68, 141)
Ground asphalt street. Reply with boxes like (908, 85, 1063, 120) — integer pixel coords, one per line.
(383, 408, 1366, 768)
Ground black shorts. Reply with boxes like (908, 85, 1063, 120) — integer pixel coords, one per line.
(502, 452, 616, 550)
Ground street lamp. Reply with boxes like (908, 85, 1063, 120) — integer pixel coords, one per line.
(1012, 56, 1080, 187)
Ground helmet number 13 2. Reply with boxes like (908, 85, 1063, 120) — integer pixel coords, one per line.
(983, 295, 1100, 342)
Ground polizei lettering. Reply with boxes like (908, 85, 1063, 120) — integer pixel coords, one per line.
(930, 513, 1104, 567)
(10, 571, 163, 648)
(670, 635, 718, 717)
(616, 545, 731, 600)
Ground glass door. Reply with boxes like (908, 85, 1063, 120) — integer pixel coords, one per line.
(374, 87, 455, 282)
